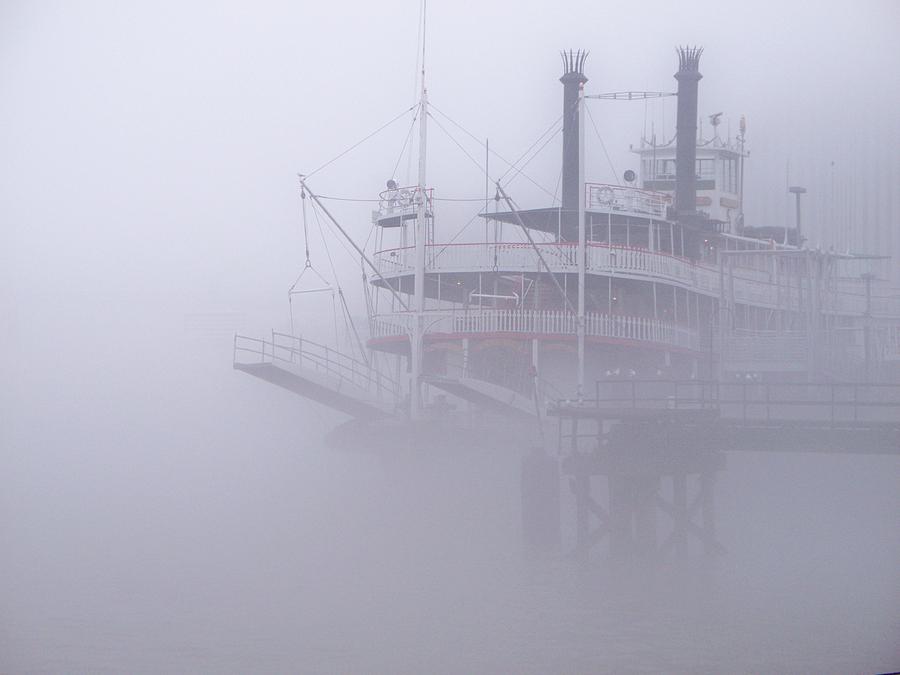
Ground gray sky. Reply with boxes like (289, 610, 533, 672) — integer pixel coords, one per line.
(2, 0, 899, 326)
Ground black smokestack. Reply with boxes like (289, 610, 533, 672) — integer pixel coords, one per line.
(560, 50, 588, 236)
(675, 46, 703, 220)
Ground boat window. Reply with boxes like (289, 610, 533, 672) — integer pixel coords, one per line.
(722, 157, 738, 193)
(696, 158, 715, 179)
(655, 159, 676, 179)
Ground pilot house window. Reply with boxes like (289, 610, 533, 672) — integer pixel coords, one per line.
(696, 158, 715, 179)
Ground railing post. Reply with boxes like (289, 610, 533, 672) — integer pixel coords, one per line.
(853, 384, 858, 422)
(631, 380, 636, 409)
(765, 383, 770, 423)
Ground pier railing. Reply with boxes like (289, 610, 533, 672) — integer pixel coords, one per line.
(234, 331, 399, 402)
(570, 379, 900, 427)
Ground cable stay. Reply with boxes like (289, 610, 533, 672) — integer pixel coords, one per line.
(299, 176, 410, 313)
(289, 186, 339, 342)
(305, 104, 417, 180)
(288, 184, 375, 367)
(429, 102, 563, 201)
(584, 103, 621, 185)
(495, 183, 576, 317)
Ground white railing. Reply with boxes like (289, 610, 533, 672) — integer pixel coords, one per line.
(369, 309, 700, 351)
(585, 183, 669, 220)
(374, 242, 719, 295)
(372, 186, 433, 223)
(372, 242, 900, 319)
(234, 331, 399, 402)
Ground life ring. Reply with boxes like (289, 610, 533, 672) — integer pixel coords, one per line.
(596, 185, 615, 206)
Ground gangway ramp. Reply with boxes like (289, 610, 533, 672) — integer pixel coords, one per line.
(424, 374, 537, 418)
(233, 332, 398, 420)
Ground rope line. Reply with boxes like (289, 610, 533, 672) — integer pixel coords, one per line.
(305, 105, 417, 179)
(429, 103, 561, 200)
(585, 103, 620, 185)
(500, 125, 562, 192)
(497, 116, 562, 184)
(391, 107, 420, 181)
(428, 112, 488, 175)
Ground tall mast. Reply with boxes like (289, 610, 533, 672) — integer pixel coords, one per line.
(576, 77, 586, 398)
(410, 8, 428, 419)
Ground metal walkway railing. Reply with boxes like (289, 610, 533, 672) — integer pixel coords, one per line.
(551, 379, 900, 427)
(234, 331, 399, 404)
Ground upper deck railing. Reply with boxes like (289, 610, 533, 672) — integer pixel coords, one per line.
(585, 183, 669, 220)
(372, 241, 898, 318)
(369, 309, 700, 351)
(375, 241, 732, 302)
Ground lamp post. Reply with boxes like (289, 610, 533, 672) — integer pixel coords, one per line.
(788, 186, 806, 247)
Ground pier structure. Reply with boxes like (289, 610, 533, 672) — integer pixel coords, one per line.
(525, 379, 900, 561)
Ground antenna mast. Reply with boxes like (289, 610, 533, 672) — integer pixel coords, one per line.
(410, 0, 428, 419)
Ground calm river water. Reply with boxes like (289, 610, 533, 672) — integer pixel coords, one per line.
(2, 321, 898, 674)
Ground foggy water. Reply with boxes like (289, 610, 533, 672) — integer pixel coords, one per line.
(2, 313, 898, 674)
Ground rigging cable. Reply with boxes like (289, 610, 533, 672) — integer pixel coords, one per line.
(305, 104, 417, 179)
(307, 197, 381, 364)
(391, 106, 421, 181)
(428, 112, 489, 176)
(429, 103, 562, 201)
(289, 186, 336, 337)
(308, 199, 344, 348)
(499, 125, 562, 192)
(585, 100, 620, 184)
(496, 118, 563, 184)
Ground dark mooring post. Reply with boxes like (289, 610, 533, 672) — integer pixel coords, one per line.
(572, 469, 591, 559)
(521, 446, 562, 554)
(672, 471, 688, 558)
(700, 470, 717, 556)
(633, 474, 659, 560)
(674, 46, 703, 220)
(560, 49, 588, 238)
(608, 473, 632, 560)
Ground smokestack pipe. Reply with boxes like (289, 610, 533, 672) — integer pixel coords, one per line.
(674, 46, 703, 220)
(560, 50, 588, 236)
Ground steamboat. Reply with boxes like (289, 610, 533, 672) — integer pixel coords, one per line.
(233, 45, 900, 435)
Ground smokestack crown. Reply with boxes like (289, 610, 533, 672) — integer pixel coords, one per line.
(675, 45, 703, 80)
(560, 49, 589, 84)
